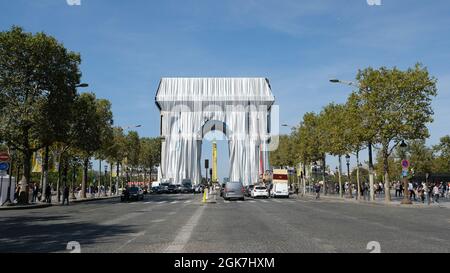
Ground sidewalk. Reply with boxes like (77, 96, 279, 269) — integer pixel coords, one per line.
(0, 194, 119, 210)
(300, 192, 450, 209)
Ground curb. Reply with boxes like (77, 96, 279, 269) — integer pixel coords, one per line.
(0, 203, 52, 211)
(0, 196, 119, 210)
(302, 194, 448, 209)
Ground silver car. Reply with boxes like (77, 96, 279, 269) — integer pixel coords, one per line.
(223, 181, 245, 201)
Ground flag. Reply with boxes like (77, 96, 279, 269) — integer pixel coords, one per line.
(32, 150, 43, 173)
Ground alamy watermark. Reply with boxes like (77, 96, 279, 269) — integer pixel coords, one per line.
(66, 0, 81, 6)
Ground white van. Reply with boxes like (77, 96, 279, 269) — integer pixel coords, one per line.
(271, 169, 289, 198)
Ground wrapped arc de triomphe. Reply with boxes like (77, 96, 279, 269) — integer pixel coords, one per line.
(155, 78, 276, 186)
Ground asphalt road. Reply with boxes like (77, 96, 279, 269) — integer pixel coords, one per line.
(0, 193, 449, 253)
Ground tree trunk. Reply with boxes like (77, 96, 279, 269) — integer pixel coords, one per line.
(116, 161, 120, 195)
(81, 157, 89, 199)
(356, 150, 361, 200)
(42, 146, 49, 203)
(322, 156, 326, 195)
(98, 159, 102, 196)
(18, 150, 32, 204)
(368, 142, 375, 201)
(57, 153, 63, 202)
(71, 164, 77, 199)
(109, 163, 114, 196)
(302, 164, 306, 196)
(382, 145, 391, 202)
(338, 155, 343, 198)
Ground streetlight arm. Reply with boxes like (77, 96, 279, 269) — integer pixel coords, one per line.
(330, 79, 360, 87)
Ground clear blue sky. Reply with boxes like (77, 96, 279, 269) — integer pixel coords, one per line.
(1, 1, 450, 179)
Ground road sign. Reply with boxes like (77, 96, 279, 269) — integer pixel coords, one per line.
(402, 170, 409, 177)
(401, 160, 410, 169)
(0, 162, 9, 171)
(0, 152, 10, 162)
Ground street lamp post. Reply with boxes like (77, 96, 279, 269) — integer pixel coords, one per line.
(399, 141, 412, 205)
(313, 162, 318, 193)
(335, 166, 339, 195)
(104, 165, 108, 196)
(346, 154, 353, 198)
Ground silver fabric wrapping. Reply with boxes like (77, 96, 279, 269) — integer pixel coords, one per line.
(156, 78, 275, 186)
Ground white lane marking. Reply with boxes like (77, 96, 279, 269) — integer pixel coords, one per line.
(151, 219, 166, 223)
(184, 200, 192, 204)
(170, 201, 179, 204)
(273, 199, 282, 203)
(101, 213, 141, 226)
(224, 200, 230, 203)
(157, 201, 167, 204)
(260, 200, 268, 203)
(164, 205, 205, 253)
(114, 231, 146, 253)
(144, 202, 152, 204)
(249, 200, 256, 203)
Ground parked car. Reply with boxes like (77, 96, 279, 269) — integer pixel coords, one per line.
(251, 185, 269, 199)
(245, 185, 255, 197)
(158, 183, 170, 194)
(223, 181, 245, 201)
(151, 186, 160, 194)
(121, 187, 144, 202)
(180, 179, 193, 193)
(167, 184, 178, 194)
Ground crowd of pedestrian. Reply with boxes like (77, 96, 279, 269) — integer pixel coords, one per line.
(11, 182, 119, 205)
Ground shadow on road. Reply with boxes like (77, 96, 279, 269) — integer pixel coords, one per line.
(0, 215, 134, 253)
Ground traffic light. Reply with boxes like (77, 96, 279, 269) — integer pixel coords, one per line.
(205, 159, 209, 169)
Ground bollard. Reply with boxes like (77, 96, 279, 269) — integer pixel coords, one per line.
(202, 188, 207, 203)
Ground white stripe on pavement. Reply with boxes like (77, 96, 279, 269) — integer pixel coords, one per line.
(164, 205, 205, 253)
(158, 201, 167, 204)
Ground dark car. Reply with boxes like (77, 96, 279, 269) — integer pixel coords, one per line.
(158, 183, 170, 194)
(121, 187, 144, 202)
(167, 184, 178, 194)
(180, 179, 193, 193)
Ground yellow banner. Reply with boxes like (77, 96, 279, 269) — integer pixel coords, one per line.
(32, 150, 43, 173)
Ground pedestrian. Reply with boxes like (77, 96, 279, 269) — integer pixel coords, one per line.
(62, 185, 70, 205)
(418, 184, 425, 203)
(408, 182, 416, 201)
(315, 183, 321, 199)
(45, 184, 52, 203)
(395, 181, 401, 197)
(14, 185, 20, 203)
(433, 184, 440, 203)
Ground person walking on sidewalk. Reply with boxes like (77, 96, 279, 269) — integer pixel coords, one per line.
(315, 183, 321, 199)
(62, 185, 70, 205)
(433, 184, 440, 203)
(45, 184, 52, 203)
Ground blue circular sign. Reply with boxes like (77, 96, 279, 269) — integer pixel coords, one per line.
(0, 162, 9, 171)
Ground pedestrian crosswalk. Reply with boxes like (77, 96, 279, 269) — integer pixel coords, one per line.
(137, 197, 309, 206)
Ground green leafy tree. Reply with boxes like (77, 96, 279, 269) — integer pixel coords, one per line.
(432, 135, 450, 173)
(126, 131, 141, 181)
(0, 26, 80, 203)
(269, 135, 296, 168)
(139, 137, 162, 182)
(72, 93, 103, 198)
(406, 140, 434, 175)
(356, 64, 437, 201)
